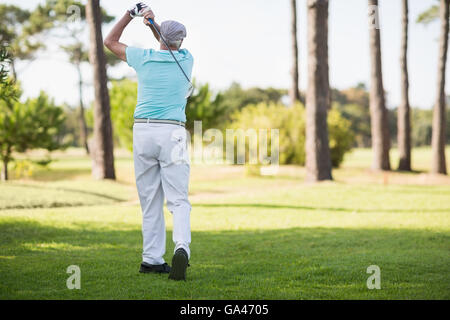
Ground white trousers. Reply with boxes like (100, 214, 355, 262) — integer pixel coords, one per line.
(133, 122, 191, 265)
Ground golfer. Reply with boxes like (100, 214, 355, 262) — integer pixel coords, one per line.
(104, 3, 193, 281)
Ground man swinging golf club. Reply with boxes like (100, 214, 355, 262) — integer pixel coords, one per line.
(104, 2, 193, 281)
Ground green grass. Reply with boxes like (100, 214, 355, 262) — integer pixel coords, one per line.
(0, 147, 449, 299)
(0, 180, 133, 210)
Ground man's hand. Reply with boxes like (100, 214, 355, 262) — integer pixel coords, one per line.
(143, 10, 161, 42)
(128, 2, 149, 18)
(143, 10, 156, 26)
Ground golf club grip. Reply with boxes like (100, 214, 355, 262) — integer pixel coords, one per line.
(147, 18, 192, 86)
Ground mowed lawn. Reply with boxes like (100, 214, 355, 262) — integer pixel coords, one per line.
(0, 148, 449, 299)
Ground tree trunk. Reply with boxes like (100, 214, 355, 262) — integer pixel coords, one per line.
(290, 0, 301, 105)
(10, 59, 17, 82)
(397, 0, 411, 171)
(86, 0, 116, 180)
(305, 0, 333, 182)
(76, 62, 90, 155)
(368, 0, 391, 171)
(431, 0, 449, 175)
(1, 159, 8, 181)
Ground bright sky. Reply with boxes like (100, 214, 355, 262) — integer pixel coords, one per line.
(3, 0, 448, 109)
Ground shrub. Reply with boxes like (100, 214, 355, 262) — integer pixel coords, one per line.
(328, 108, 354, 167)
(109, 80, 137, 151)
(0, 89, 66, 180)
(230, 102, 353, 167)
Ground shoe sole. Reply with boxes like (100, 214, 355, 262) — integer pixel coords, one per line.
(168, 252, 188, 281)
(139, 264, 171, 274)
(139, 269, 170, 274)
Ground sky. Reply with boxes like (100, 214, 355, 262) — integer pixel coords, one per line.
(3, 0, 448, 110)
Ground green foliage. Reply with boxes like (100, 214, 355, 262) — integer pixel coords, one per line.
(85, 105, 94, 128)
(109, 80, 137, 151)
(229, 103, 292, 165)
(186, 83, 227, 134)
(49, 0, 119, 68)
(0, 48, 19, 102)
(0, 1, 117, 84)
(328, 108, 355, 167)
(416, 3, 439, 25)
(332, 85, 371, 148)
(230, 103, 354, 167)
(0, 4, 35, 61)
(412, 109, 433, 146)
(38, 0, 114, 25)
(57, 105, 83, 147)
(0, 47, 10, 84)
(61, 43, 89, 65)
(0, 77, 19, 105)
(388, 105, 450, 147)
(220, 82, 287, 118)
(411, 108, 450, 147)
(333, 83, 448, 149)
(108, 81, 230, 151)
(13, 160, 34, 179)
(25, 92, 67, 151)
(0, 87, 67, 179)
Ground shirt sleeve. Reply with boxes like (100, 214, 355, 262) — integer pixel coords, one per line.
(126, 46, 145, 69)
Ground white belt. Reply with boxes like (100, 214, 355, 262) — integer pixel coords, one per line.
(134, 118, 186, 127)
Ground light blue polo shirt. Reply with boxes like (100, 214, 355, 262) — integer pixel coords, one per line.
(126, 47, 194, 122)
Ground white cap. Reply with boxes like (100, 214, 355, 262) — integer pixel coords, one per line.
(160, 20, 187, 42)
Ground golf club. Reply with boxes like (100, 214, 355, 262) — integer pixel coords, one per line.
(147, 18, 194, 99)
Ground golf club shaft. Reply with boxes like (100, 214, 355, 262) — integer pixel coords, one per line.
(147, 18, 192, 86)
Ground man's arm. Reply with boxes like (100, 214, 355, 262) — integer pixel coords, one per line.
(103, 13, 133, 62)
(143, 10, 160, 42)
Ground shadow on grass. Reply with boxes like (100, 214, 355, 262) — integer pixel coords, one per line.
(30, 168, 91, 181)
(193, 203, 450, 213)
(1, 219, 449, 299)
(3, 183, 126, 208)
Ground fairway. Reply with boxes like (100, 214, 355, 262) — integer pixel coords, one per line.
(0, 148, 449, 299)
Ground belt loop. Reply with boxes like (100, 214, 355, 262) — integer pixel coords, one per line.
(147, 118, 150, 124)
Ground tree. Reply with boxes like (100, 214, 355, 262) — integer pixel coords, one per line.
(61, 43, 91, 154)
(368, 0, 391, 171)
(0, 85, 66, 181)
(1, 2, 116, 155)
(0, 4, 49, 81)
(289, 0, 301, 105)
(43, 0, 116, 154)
(430, 0, 449, 174)
(398, 0, 412, 171)
(220, 82, 287, 116)
(332, 84, 372, 147)
(417, 0, 449, 174)
(411, 108, 433, 146)
(86, 0, 115, 180)
(305, 0, 332, 181)
(0, 47, 18, 180)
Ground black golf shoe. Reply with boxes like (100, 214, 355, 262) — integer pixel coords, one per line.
(168, 248, 189, 281)
(139, 262, 171, 274)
